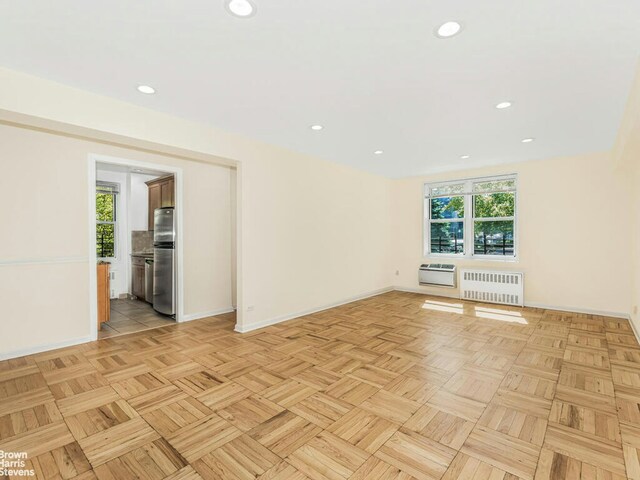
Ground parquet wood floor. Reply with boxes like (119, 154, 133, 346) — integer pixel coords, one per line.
(1, 291, 640, 479)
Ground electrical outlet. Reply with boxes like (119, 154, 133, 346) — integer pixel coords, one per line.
(247, 305, 255, 312)
(634, 305, 638, 315)
(395, 270, 400, 276)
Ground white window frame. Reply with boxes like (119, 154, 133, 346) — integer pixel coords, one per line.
(423, 174, 518, 261)
(96, 182, 119, 260)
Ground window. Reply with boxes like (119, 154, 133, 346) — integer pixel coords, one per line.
(96, 182, 119, 258)
(425, 175, 517, 258)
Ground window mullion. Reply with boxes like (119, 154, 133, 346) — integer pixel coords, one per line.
(96, 188, 118, 259)
(465, 181, 472, 256)
(425, 175, 517, 259)
(474, 216, 514, 222)
(429, 218, 459, 224)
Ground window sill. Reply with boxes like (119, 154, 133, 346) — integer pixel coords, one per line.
(425, 254, 519, 263)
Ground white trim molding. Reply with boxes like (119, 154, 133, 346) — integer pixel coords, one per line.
(0, 256, 88, 267)
(524, 301, 629, 320)
(528, 301, 639, 344)
(181, 307, 235, 323)
(1, 336, 93, 361)
(3, 288, 636, 359)
(628, 317, 640, 345)
(234, 287, 394, 333)
(424, 173, 519, 261)
(395, 288, 631, 320)
(394, 286, 461, 299)
(87, 154, 185, 341)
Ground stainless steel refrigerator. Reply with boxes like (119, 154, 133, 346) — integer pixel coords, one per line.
(153, 207, 176, 316)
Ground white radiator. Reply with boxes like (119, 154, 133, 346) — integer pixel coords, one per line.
(460, 269, 524, 307)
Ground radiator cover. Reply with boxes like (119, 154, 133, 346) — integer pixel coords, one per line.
(460, 269, 524, 307)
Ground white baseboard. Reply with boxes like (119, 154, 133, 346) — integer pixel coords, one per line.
(180, 306, 235, 323)
(528, 302, 640, 344)
(233, 285, 632, 334)
(523, 302, 629, 320)
(393, 286, 461, 299)
(5, 292, 637, 360)
(0, 335, 93, 361)
(395, 287, 631, 320)
(628, 316, 640, 344)
(234, 287, 394, 333)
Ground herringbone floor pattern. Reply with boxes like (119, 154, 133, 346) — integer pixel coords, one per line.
(1, 291, 639, 479)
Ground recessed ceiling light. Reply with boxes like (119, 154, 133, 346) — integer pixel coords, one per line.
(435, 21, 462, 38)
(137, 85, 155, 94)
(521, 138, 535, 143)
(374, 150, 384, 155)
(496, 101, 512, 109)
(460, 155, 470, 159)
(225, 0, 256, 18)
(310, 125, 323, 131)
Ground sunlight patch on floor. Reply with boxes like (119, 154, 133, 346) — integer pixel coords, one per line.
(422, 300, 464, 314)
(474, 306, 528, 324)
(421, 299, 528, 324)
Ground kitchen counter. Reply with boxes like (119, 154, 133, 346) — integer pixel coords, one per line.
(131, 254, 153, 301)
(131, 252, 154, 258)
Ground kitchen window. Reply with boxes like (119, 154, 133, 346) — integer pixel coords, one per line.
(425, 174, 517, 258)
(96, 182, 119, 258)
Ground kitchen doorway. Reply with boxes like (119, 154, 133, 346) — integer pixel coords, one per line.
(88, 155, 185, 341)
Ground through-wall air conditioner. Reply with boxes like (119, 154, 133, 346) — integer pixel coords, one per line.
(419, 264, 456, 288)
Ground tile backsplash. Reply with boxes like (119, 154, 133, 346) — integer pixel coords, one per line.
(132, 231, 154, 254)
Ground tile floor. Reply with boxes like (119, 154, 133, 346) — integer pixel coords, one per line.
(99, 298, 175, 339)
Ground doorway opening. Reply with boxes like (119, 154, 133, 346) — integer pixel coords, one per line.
(89, 155, 184, 340)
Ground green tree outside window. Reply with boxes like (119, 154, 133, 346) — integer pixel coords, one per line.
(96, 191, 116, 258)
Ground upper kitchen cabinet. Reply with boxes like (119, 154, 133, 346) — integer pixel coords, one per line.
(146, 174, 175, 230)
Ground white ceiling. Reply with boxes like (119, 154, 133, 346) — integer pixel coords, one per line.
(1, 1, 639, 178)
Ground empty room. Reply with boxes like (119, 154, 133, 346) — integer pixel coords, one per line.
(1, 1, 640, 479)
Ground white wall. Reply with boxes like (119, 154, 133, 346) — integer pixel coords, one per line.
(0, 67, 394, 341)
(0, 123, 234, 358)
(130, 172, 159, 232)
(96, 169, 129, 298)
(632, 166, 640, 333)
(632, 166, 640, 335)
(391, 151, 633, 317)
(230, 168, 237, 308)
(1, 64, 639, 358)
(614, 60, 640, 335)
(238, 151, 392, 330)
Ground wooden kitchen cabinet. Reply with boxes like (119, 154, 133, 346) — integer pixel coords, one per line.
(146, 174, 175, 230)
(161, 180, 174, 207)
(97, 263, 110, 325)
(147, 183, 161, 231)
(132, 256, 146, 300)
